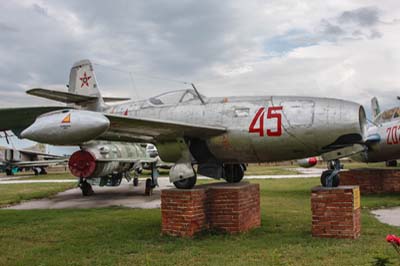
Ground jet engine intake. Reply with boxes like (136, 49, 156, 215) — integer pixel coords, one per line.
(68, 142, 138, 180)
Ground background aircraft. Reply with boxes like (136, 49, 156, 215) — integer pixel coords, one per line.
(0, 60, 368, 189)
(68, 141, 158, 196)
(350, 97, 400, 166)
(0, 143, 67, 176)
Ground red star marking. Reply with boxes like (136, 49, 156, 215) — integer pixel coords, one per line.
(79, 72, 92, 88)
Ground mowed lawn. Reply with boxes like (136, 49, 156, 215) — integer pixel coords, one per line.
(0, 178, 399, 266)
(0, 182, 77, 207)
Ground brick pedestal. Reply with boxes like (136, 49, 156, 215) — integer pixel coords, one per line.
(311, 186, 361, 239)
(340, 169, 400, 194)
(161, 182, 260, 237)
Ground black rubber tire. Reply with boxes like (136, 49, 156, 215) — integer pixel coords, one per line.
(320, 170, 340, 187)
(133, 177, 139, 187)
(34, 169, 39, 176)
(5, 169, 13, 176)
(145, 178, 152, 196)
(224, 164, 245, 183)
(39, 168, 47, 175)
(173, 175, 197, 189)
(80, 181, 94, 196)
(386, 160, 397, 167)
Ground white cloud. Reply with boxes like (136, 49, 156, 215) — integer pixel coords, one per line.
(0, 0, 399, 114)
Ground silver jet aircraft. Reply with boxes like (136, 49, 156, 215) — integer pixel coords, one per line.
(350, 97, 400, 166)
(0, 144, 67, 176)
(0, 60, 368, 189)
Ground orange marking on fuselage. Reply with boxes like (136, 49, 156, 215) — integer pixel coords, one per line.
(62, 114, 71, 123)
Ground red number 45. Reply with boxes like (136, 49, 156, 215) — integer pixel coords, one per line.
(249, 106, 283, 137)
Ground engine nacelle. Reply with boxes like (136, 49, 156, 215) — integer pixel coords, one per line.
(68, 142, 145, 179)
(297, 157, 318, 168)
(20, 109, 110, 145)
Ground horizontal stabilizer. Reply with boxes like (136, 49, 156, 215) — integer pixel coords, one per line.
(27, 88, 130, 104)
(103, 97, 131, 102)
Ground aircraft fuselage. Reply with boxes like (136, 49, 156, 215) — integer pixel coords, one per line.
(108, 95, 366, 163)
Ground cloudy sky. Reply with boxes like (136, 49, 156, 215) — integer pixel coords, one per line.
(1, 0, 400, 151)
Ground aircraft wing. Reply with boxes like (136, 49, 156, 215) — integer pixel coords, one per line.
(0, 106, 68, 131)
(99, 114, 227, 142)
(96, 157, 158, 164)
(10, 159, 67, 167)
(27, 88, 130, 104)
(18, 149, 64, 158)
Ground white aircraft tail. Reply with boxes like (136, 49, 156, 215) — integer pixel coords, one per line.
(371, 97, 381, 119)
(68, 59, 105, 111)
(26, 59, 130, 111)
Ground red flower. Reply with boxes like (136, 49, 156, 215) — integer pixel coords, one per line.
(386, 234, 397, 243)
(387, 234, 400, 256)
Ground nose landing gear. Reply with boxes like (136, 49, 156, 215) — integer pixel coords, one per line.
(320, 159, 342, 187)
(79, 178, 94, 196)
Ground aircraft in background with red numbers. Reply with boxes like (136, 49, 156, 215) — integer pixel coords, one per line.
(0, 60, 369, 191)
(351, 97, 400, 167)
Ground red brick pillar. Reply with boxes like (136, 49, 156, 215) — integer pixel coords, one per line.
(311, 186, 361, 239)
(340, 169, 400, 194)
(161, 182, 260, 237)
(208, 183, 260, 233)
(161, 188, 207, 237)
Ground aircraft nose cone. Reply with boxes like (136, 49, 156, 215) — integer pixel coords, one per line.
(20, 125, 36, 139)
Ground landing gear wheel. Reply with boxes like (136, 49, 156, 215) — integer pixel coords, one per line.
(133, 177, 139, 187)
(173, 175, 197, 189)
(145, 178, 153, 196)
(40, 168, 47, 175)
(386, 160, 397, 167)
(33, 168, 39, 176)
(5, 169, 13, 176)
(79, 180, 94, 196)
(320, 170, 340, 187)
(225, 175, 243, 183)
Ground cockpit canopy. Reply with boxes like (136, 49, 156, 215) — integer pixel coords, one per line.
(148, 89, 205, 106)
(374, 107, 400, 124)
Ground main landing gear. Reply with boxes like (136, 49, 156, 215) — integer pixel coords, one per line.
(320, 159, 341, 187)
(79, 177, 94, 196)
(145, 163, 159, 196)
(173, 174, 197, 189)
(33, 167, 47, 176)
(5, 168, 13, 176)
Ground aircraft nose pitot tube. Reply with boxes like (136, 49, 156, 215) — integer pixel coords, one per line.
(20, 109, 110, 145)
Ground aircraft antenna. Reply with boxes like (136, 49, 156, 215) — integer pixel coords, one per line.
(190, 83, 206, 105)
(3, 131, 9, 145)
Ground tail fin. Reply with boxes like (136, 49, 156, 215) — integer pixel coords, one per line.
(26, 59, 130, 110)
(371, 97, 381, 119)
(68, 59, 105, 111)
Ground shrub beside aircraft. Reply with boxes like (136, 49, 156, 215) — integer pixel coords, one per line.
(0, 60, 370, 192)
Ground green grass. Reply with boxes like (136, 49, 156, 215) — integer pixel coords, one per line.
(245, 164, 300, 175)
(0, 178, 399, 265)
(343, 162, 391, 170)
(0, 182, 77, 207)
(16, 172, 77, 181)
